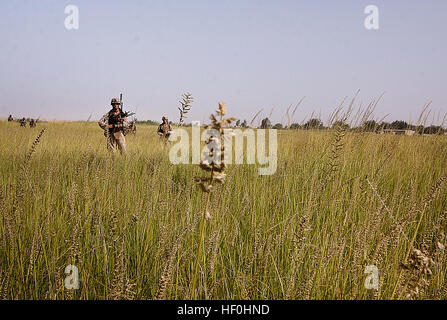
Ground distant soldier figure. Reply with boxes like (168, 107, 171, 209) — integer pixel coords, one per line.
(7, 115, 13, 122)
(29, 119, 36, 128)
(157, 116, 173, 139)
(98, 98, 128, 154)
(128, 118, 137, 135)
(19, 117, 27, 127)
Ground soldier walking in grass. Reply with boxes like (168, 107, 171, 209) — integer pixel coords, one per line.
(19, 117, 26, 127)
(157, 116, 173, 140)
(98, 97, 128, 154)
(8, 115, 13, 122)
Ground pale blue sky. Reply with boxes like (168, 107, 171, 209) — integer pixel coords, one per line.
(0, 0, 446, 125)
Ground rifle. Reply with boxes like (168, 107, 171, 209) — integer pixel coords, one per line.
(120, 93, 123, 114)
(119, 93, 136, 118)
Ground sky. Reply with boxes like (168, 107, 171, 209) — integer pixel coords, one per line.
(0, 0, 446, 125)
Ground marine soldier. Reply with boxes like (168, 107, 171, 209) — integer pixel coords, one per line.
(157, 116, 173, 139)
(19, 117, 27, 127)
(98, 98, 128, 154)
(29, 119, 36, 128)
(7, 115, 13, 122)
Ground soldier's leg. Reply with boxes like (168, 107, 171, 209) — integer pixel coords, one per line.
(114, 132, 127, 154)
(107, 134, 118, 153)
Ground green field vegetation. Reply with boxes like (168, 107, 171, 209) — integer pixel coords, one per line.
(0, 119, 446, 300)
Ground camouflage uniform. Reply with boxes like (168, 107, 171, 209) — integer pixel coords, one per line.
(157, 116, 173, 138)
(20, 118, 27, 127)
(98, 98, 128, 154)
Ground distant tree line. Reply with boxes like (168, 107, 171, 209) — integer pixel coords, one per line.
(134, 117, 446, 135)
(254, 117, 446, 134)
(360, 120, 445, 134)
(136, 119, 160, 126)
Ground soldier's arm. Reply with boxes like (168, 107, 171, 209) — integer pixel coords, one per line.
(98, 113, 109, 130)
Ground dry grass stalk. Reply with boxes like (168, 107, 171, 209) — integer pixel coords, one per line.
(1, 190, 17, 250)
(286, 212, 311, 299)
(68, 183, 81, 266)
(194, 102, 236, 194)
(156, 212, 201, 300)
(390, 174, 447, 299)
(0, 268, 10, 300)
(400, 247, 435, 299)
(12, 129, 47, 234)
(319, 123, 347, 192)
(110, 235, 125, 300)
(207, 230, 220, 274)
(23, 128, 46, 170)
(155, 242, 177, 300)
(190, 103, 236, 299)
(249, 109, 263, 127)
(25, 222, 44, 286)
(178, 92, 193, 125)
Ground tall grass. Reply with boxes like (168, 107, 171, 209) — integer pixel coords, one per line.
(0, 119, 446, 299)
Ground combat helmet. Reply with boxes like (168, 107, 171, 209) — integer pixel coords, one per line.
(111, 98, 121, 105)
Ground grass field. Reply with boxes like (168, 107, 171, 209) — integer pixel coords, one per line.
(0, 119, 446, 300)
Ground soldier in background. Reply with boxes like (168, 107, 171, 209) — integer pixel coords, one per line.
(29, 119, 36, 128)
(19, 118, 27, 127)
(98, 98, 128, 154)
(7, 115, 13, 122)
(157, 116, 173, 139)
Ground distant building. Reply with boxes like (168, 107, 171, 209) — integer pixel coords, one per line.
(380, 129, 415, 136)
